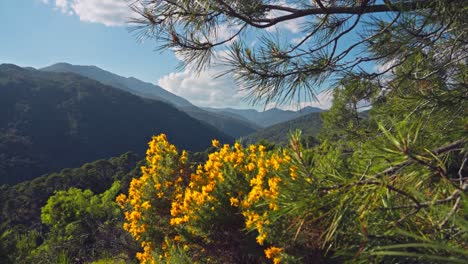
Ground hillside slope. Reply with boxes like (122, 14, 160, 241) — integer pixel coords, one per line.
(205, 106, 323, 128)
(41, 62, 193, 107)
(0, 64, 232, 185)
(243, 112, 323, 145)
(41, 63, 259, 138)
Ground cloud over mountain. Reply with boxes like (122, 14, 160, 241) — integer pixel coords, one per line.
(158, 69, 247, 108)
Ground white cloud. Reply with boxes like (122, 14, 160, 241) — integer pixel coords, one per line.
(291, 37, 303, 44)
(43, 0, 135, 26)
(374, 59, 398, 74)
(212, 23, 242, 44)
(265, 1, 305, 33)
(157, 69, 247, 108)
(162, 47, 333, 110)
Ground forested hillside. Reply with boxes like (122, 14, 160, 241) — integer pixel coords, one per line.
(205, 106, 323, 128)
(41, 63, 260, 138)
(0, 64, 232, 185)
(0, 152, 142, 263)
(243, 112, 322, 145)
(41, 62, 193, 107)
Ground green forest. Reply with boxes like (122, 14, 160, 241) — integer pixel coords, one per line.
(1, 0, 467, 263)
(0, 64, 232, 185)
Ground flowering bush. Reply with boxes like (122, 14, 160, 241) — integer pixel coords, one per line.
(117, 134, 306, 263)
(118, 131, 467, 263)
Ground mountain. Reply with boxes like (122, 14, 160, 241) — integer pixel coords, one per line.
(204, 106, 323, 128)
(180, 106, 261, 139)
(41, 62, 193, 107)
(41, 63, 259, 138)
(243, 112, 323, 145)
(0, 63, 232, 185)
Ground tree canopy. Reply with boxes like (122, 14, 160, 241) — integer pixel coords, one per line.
(130, 0, 466, 105)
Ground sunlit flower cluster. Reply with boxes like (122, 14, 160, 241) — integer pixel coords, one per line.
(116, 134, 188, 263)
(119, 134, 300, 263)
(265, 246, 283, 264)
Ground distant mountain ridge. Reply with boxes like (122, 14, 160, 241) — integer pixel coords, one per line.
(243, 112, 323, 145)
(41, 63, 259, 138)
(41, 62, 193, 107)
(204, 106, 323, 128)
(0, 63, 232, 185)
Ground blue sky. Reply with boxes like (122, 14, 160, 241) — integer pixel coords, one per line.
(0, 0, 272, 109)
(0, 0, 346, 110)
(0, 0, 178, 83)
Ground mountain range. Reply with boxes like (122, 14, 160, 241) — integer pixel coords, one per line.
(0, 64, 231, 185)
(204, 106, 322, 128)
(41, 63, 259, 138)
(0, 62, 325, 185)
(40, 63, 323, 134)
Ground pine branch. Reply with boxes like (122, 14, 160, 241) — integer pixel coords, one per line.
(375, 138, 466, 178)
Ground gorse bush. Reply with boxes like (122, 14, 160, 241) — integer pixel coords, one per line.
(117, 133, 315, 263)
(118, 126, 466, 263)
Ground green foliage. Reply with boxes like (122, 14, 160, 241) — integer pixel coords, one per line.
(31, 182, 129, 263)
(319, 79, 376, 146)
(0, 153, 141, 263)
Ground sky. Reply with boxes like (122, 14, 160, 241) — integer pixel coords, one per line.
(0, 0, 337, 110)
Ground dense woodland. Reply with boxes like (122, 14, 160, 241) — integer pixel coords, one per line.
(0, 152, 141, 263)
(1, 0, 467, 263)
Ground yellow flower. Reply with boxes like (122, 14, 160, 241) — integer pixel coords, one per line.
(115, 193, 127, 208)
(212, 139, 220, 148)
(246, 162, 256, 172)
(269, 202, 279, 211)
(180, 150, 188, 163)
(249, 144, 257, 152)
(259, 145, 266, 153)
(264, 246, 282, 259)
(256, 232, 267, 245)
(290, 166, 298, 180)
(141, 201, 151, 210)
(234, 142, 241, 151)
(230, 197, 239, 207)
